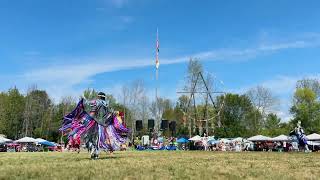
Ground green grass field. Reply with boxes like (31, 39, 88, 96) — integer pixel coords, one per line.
(0, 151, 319, 180)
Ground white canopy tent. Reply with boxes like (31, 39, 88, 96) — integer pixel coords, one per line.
(220, 138, 231, 143)
(0, 137, 12, 143)
(308, 141, 320, 146)
(232, 137, 243, 142)
(306, 133, 320, 141)
(15, 137, 37, 143)
(189, 135, 202, 141)
(271, 135, 290, 141)
(247, 135, 271, 141)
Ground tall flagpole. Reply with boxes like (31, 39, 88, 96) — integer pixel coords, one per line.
(155, 28, 160, 131)
(156, 28, 159, 100)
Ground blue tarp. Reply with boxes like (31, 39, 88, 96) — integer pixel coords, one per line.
(136, 146, 146, 150)
(38, 141, 56, 147)
(166, 145, 177, 150)
(208, 140, 219, 145)
(177, 138, 189, 143)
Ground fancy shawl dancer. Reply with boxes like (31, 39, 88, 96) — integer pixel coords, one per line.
(60, 92, 130, 159)
(289, 121, 310, 152)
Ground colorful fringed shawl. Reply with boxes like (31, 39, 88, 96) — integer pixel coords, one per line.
(60, 99, 130, 151)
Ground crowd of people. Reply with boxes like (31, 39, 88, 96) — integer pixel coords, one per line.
(193, 139, 320, 152)
(2, 95, 319, 155)
(0, 142, 62, 152)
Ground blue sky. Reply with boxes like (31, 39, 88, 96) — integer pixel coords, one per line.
(1, 0, 320, 121)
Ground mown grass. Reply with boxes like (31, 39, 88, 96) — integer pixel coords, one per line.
(0, 151, 319, 180)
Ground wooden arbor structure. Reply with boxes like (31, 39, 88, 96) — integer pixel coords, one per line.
(177, 72, 225, 137)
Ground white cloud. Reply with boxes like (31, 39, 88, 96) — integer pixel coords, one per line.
(21, 58, 151, 102)
(274, 110, 293, 122)
(231, 74, 320, 122)
(23, 59, 150, 83)
(162, 34, 320, 65)
(263, 74, 320, 122)
(228, 76, 296, 96)
(261, 76, 299, 95)
(16, 33, 320, 103)
(261, 74, 320, 96)
(257, 40, 308, 51)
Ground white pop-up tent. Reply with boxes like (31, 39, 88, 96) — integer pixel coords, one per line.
(271, 135, 290, 141)
(232, 137, 243, 142)
(15, 137, 37, 143)
(220, 138, 231, 143)
(0, 137, 12, 143)
(189, 135, 202, 141)
(306, 133, 320, 141)
(247, 135, 271, 141)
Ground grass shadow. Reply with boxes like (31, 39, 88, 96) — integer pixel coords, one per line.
(78, 155, 123, 160)
(98, 156, 122, 160)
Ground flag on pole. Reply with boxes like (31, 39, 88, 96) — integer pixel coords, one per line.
(156, 29, 159, 69)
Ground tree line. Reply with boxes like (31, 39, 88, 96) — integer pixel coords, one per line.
(0, 60, 320, 142)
